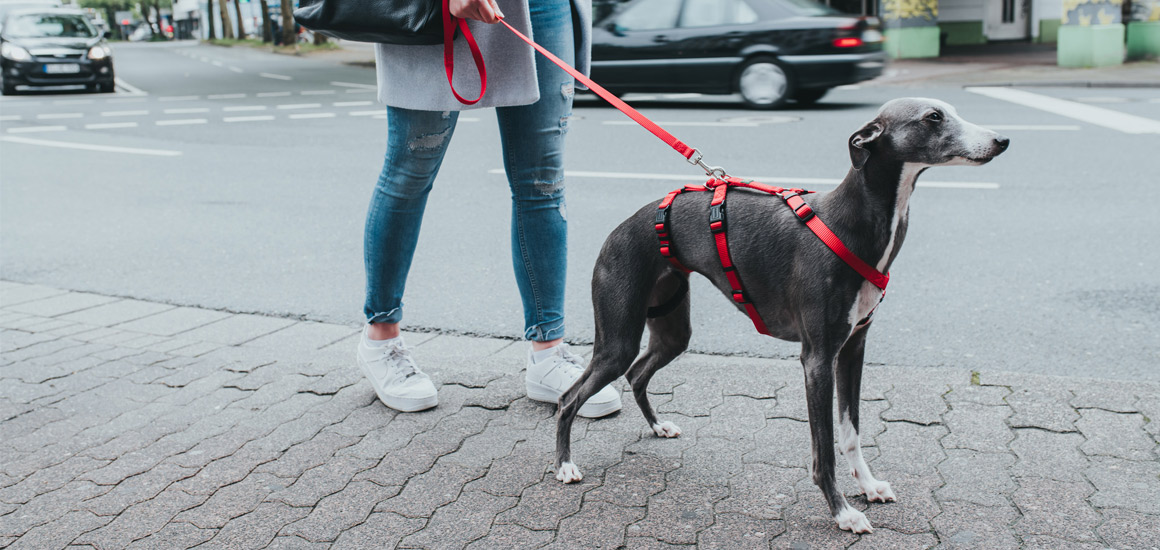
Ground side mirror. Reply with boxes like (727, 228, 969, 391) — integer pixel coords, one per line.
(104, 30, 112, 39)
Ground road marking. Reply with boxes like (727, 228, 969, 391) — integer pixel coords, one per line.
(224, 115, 275, 123)
(211, 60, 223, 67)
(0, 115, 20, 121)
(101, 110, 149, 117)
(37, 113, 83, 120)
(159, 95, 199, 102)
(114, 76, 147, 96)
(1151, 98, 1160, 104)
(277, 103, 322, 110)
(488, 169, 1001, 190)
(459, 117, 481, 122)
(345, 89, 373, 94)
(223, 105, 267, 112)
(301, 90, 336, 95)
(260, 72, 292, 80)
(349, 110, 383, 116)
(664, 93, 703, 99)
(164, 107, 210, 114)
(602, 120, 759, 128)
(228, 66, 243, 73)
(289, 112, 336, 119)
(967, 87, 1160, 135)
(208, 93, 246, 100)
(981, 124, 1081, 131)
(835, 84, 861, 91)
(1073, 96, 1128, 103)
(1, 135, 181, 156)
(85, 122, 138, 129)
(157, 118, 208, 126)
(257, 91, 292, 97)
(333, 101, 374, 107)
(7, 125, 67, 133)
(330, 81, 376, 89)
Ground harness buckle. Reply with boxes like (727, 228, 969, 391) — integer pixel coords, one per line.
(708, 204, 725, 232)
(655, 209, 668, 225)
(792, 202, 815, 223)
(731, 290, 749, 304)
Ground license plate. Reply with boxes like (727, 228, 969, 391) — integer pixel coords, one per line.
(44, 63, 81, 74)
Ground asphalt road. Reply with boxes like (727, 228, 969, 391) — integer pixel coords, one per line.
(2, 41, 1157, 380)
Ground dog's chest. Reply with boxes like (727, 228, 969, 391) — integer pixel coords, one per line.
(848, 281, 882, 327)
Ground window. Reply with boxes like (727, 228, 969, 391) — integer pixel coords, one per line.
(4, 13, 96, 38)
(615, 0, 681, 31)
(680, 0, 759, 27)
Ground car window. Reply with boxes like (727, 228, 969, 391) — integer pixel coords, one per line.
(766, 0, 837, 16)
(615, 0, 681, 31)
(4, 13, 95, 38)
(680, 0, 759, 27)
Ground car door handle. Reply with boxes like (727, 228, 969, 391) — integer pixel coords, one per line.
(653, 35, 670, 43)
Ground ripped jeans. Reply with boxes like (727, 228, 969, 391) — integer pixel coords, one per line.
(364, 0, 575, 342)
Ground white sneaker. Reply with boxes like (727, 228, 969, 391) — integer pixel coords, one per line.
(356, 332, 438, 412)
(525, 344, 621, 418)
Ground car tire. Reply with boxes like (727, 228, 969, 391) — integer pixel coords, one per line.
(1, 80, 15, 96)
(792, 88, 828, 105)
(98, 81, 115, 93)
(735, 57, 792, 110)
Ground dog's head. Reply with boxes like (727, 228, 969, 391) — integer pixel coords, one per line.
(848, 98, 1009, 170)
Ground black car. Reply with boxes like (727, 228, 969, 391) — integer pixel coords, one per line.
(0, 7, 114, 95)
(591, 0, 886, 108)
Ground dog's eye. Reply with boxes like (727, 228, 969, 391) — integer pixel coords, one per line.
(927, 112, 943, 122)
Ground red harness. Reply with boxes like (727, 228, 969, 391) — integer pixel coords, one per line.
(655, 176, 890, 335)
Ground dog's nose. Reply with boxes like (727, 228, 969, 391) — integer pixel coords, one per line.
(994, 136, 1010, 152)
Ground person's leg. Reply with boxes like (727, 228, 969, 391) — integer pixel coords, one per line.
(359, 106, 459, 412)
(497, 0, 620, 418)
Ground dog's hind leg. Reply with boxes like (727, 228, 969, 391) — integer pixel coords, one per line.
(626, 270, 691, 438)
(836, 325, 896, 503)
(801, 335, 874, 534)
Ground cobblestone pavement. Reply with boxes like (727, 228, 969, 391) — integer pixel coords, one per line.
(2, 282, 1159, 549)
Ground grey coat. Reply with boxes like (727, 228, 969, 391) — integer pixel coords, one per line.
(375, 0, 591, 111)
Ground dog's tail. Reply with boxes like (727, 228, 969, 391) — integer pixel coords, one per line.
(645, 275, 689, 318)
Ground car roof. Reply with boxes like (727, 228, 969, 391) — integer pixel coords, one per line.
(5, 7, 87, 16)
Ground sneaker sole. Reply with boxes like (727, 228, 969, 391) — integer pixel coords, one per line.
(357, 354, 438, 413)
(526, 380, 621, 419)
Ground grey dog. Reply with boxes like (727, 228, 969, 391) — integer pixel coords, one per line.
(552, 98, 1010, 533)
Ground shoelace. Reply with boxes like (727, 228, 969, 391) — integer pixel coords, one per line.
(372, 343, 418, 379)
(556, 345, 585, 374)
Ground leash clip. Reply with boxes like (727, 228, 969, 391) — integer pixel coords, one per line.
(687, 148, 728, 180)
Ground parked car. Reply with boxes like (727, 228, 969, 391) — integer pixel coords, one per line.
(0, 7, 114, 94)
(0, 0, 60, 32)
(590, 0, 887, 108)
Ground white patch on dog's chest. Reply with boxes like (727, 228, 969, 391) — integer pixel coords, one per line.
(848, 282, 882, 327)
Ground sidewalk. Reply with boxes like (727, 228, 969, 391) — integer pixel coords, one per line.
(1, 281, 1158, 549)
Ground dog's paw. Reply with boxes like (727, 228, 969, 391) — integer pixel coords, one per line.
(861, 479, 896, 503)
(834, 507, 873, 534)
(652, 421, 682, 438)
(555, 462, 583, 484)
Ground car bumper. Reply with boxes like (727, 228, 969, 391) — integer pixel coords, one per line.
(779, 51, 887, 89)
(1, 57, 114, 88)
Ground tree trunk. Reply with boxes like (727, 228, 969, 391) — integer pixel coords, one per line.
(259, 0, 271, 42)
(232, 0, 246, 39)
(313, 33, 328, 45)
(280, 0, 295, 46)
(141, 7, 154, 36)
(154, 0, 166, 39)
(103, 6, 120, 40)
(219, 0, 234, 39)
(205, 0, 216, 40)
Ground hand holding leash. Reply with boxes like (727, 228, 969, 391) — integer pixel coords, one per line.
(449, 0, 504, 23)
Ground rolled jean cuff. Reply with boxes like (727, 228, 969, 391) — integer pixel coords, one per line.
(525, 318, 565, 342)
(367, 307, 402, 324)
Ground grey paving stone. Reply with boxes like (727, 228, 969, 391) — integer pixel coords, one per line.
(495, 475, 596, 530)
(930, 501, 1019, 550)
(4, 510, 111, 550)
(464, 523, 554, 550)
(0, 480, 109, 538)
(779, 489, 860, 550)
(873, 422, 948, 476)
(400, 490, 517, 550)
(462, 441, 552, 498)
(764, 377, 809, 422)
(0, 329, 59, 352)
(743, 417, 811, 468)
(280, 481, 386, 543)
(1070, 380, 1141, 413)
(267, 456, 375, 508)
(375, 463, 486, 518)
(173, 449, 281, 497)
(1018, 535, 1104, 550)
(1075, 409, 1155, 461)
(200, 502, 310, 550)
(113, 306, 233, 337)
(695, 512, 781, 550)
(1096, 508, 1160, 550)
(709, 395, 768, 440)
(73, 488, 206, 548)
(719, 359, 792, 400)
(254, 431, 362, 480)
(1009, 429, 1088, 482)
(6, 292, 118, 318)
(81, 462, 199, 516)
(857, 471, 941, 535)
(1006, 387, 1079, 433)
(882, 382, 948, 426)
(1012, 478, 1099, 542)
(944, 384, 1010, 406)
(586, 453, 670, 509)
(330, 512, 424, 550)
(169, 340, 223, 358)
(0, 283, 68, 307)
(241, 322, 358, 355)
(173, 473, 279, 529)
(1085, 456, 1160, 514)
(935, 450, 1015, 507)
(267, 535, 331, 549)
(176, 314, 299, 346)
(123, 521, 217, 550)
(57, 299, 176, 327)
(847, 528, 937, 550)
(629, 482, 727, 545)
(941, 403, 1014, 453)
(414, 333, 513, 359)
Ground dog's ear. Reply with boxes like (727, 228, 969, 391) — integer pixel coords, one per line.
(848, 120, 883, 170)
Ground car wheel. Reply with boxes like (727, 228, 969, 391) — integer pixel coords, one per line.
(1, 80, 15, 96)
(736, 57, 792, 110)
(793, 88, 828, 105)
(98, 81, 115, 93)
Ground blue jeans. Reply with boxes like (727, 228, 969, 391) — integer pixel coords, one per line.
(364, 0, 575, 342)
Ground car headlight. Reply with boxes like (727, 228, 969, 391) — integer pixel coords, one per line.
(88, 45, 110, 60)
(1, 42, 32, 62)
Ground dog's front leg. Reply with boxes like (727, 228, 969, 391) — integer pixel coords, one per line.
(836, 326, 896, 504)
(802, 345, 873, 534)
